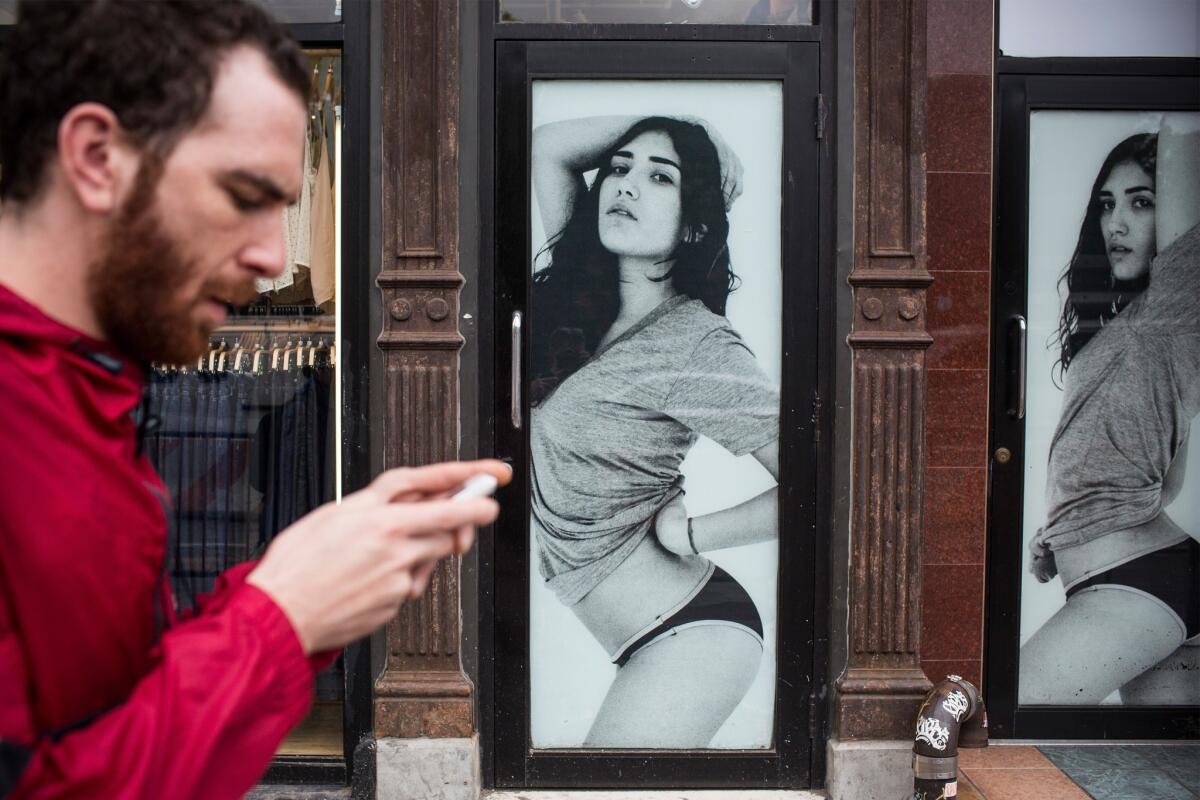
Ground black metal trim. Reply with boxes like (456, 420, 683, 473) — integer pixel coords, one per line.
(996, 56, 1200, 77)
(482, 35, 830, 790)
(286, 22, 344, 45)
(337, 0, 375, 783)
(261, 756, 346, 786)
(985, 71, 1200, 742)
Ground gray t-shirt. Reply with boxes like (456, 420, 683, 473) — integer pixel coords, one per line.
(1042, 224, 1200, 551)
(530, 294, 779, 604)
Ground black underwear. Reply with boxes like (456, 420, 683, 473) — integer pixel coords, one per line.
(615, 565, 764, 667)
(1066, 537, 1200, 640)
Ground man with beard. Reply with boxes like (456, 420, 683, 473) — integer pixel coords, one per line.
(0, 2, 509, 797)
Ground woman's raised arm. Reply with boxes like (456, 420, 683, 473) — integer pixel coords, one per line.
(531, 116, 638, 243)
(1156, 113, 1200, 251)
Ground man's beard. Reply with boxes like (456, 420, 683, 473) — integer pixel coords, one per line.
(87, 157, 256, 365)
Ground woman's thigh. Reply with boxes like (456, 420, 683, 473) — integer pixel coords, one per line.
(584, 623, 763, 748)
(1119, 643, 1200, 705)
(1019, 586, 1184, 705)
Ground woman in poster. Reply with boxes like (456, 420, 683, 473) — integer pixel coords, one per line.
(1020, 117, 1200, 705)
(528, 115, 780, 746)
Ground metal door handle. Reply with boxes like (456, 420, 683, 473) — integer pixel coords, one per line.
(511, 311, 523, 430)
(1008, 315, 1026, 420)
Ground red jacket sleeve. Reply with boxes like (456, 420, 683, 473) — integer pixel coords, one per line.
(2, 580, 317, 800)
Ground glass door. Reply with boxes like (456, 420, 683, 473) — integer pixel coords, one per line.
(986, 71, 1200, 739)
(486, 39, 825, 789)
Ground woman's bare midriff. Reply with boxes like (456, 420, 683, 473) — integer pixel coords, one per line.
(1056, 512, 1191, 589)
(571, 532, 711, 656)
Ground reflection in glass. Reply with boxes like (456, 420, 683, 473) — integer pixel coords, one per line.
(256, 0, 340, 24)
(0, 1, 338, 26)
(501, 0, 811, 25)
(528, 80, 783, 749)
(1018, 110, 1200, 709)
(140, 49, 345, 756)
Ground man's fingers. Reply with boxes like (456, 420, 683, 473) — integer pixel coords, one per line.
(454, 523, 476, 555)
(372, 497, 499, 538)
(359, 460, 512, 505)
(388, 533, 459, 572)
(409, 560, 439, 598)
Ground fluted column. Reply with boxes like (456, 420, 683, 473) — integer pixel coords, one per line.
(834, 0, 933, 740)
(374, 0, 473, 738)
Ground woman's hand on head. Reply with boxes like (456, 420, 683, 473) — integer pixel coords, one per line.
(654, 493, 694, 555)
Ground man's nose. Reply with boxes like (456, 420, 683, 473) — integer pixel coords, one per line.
(240, 213, 289, 279)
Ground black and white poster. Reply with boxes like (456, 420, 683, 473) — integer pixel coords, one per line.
(1018, 111, 1200, 706)
(526, 80, 783, 748)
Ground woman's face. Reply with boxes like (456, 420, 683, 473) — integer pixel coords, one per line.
(597, 131, 685, 262)
(1099, 160, 1156, 282)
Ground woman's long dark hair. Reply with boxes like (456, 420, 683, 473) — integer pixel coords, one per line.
(1052, 133, 1156, 383)
(530, 117, 739, 403)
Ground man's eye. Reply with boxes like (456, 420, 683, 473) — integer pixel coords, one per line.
(228, 190, 263, 212)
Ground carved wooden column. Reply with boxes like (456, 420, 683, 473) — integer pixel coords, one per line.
(374, 0, 473, 738)
(833, 0, 933, 740)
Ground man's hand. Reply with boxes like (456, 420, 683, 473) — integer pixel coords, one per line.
(247, 460, 511, 655)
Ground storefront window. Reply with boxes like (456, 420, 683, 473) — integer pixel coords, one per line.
(500, 0, 811, 25)
(140, 50, 345, 755)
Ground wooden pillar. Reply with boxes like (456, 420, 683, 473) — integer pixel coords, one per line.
(374, 0, 473, 739)
(834, 0, 933, 740)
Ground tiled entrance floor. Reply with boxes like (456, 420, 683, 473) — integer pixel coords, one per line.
(955, 744, 1200, 799)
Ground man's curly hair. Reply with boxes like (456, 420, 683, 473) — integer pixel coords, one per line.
(0, 0, 309, 204)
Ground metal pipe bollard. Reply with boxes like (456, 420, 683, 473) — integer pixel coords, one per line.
(912, 675, 988, 800)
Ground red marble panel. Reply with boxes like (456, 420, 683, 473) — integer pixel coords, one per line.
(926, 368, 989, 467)
(928, 171, 992, 273)
(927, 74, 992, 173)
(920, 563, 984, 660)
(922, 466, 987, 565)
(928, 0, 993, 77)
(921, 658, 983, 690)
(927, 271, 991, 370)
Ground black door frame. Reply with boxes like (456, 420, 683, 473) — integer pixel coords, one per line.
(477, 33, 835, 789)
(985, 61, 1200, 740)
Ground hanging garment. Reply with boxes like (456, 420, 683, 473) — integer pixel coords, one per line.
(309, 120, 337, 308)
(257, 132, 314, 294)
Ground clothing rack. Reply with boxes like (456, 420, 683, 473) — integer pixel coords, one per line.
(151, 331, 336, 375)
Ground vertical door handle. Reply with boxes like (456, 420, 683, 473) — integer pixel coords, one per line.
(1007, 315, 1026, 420)
(511, 311, 523, 430)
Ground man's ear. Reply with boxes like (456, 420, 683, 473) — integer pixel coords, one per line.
(56, 103, 137, 214)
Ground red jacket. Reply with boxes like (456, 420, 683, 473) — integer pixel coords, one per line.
(0, 284, 324, 799)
